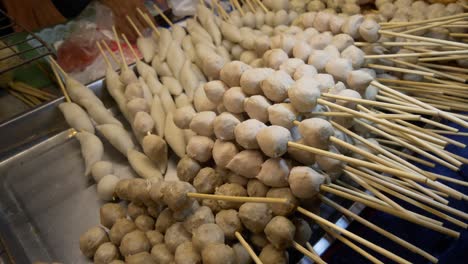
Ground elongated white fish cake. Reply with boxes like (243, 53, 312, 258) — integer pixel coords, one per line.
(145, 74, 163, 95)
(151, 94, 166, 137)
(58, 102, 94, 134)
(75, 131, 103, 176)
(197, 4, 222, 46)
(65, 76, 103, 108)
(164, 113, 186, 158)
(179, 60, 199, 101)
(167, 41, 186, 79)
(159, 28, 172, 61)
(83, 100, 122, 127)
(137, 36, 156, 63)
(127, 149, 163, 180)
(97, 124, 135, 157)
(160, 86, 177, 115)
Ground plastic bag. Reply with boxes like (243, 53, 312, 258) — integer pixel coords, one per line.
(57, 2, 114, 73)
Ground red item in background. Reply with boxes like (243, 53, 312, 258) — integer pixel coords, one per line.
(57, 40, 99, 73)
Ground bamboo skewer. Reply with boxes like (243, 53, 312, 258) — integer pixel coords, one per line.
(345, 170, 406, 211)
(319, 223, 383, 264)
(419, 55, 468, 62)
(364, 49, 468, 59)
(235, 232, 263, 264)
(297, 206, 413, 264)
(450, 33, 468, 38)
(187, 193, 289, 204)
(112, 26, 128, 69)
(320, 93, 439, 116)
(401, 17, 468, 34)
(96, 41, 112, 69)
(319, 186, 459, 238)
(22, 92, 41, 105)
(49, 58, 71, 103)
(430, 130, 468, 136)
(126, 16, 143, 38)
(378, 30, 468, 49)
(309, 112, 420, 120)
(356, 41, 443, 47)
(320, 195, 438, 263)
(329, 183, 389, 206)
(252, 0, 268, 12)
(380, 13, 468, 29)
(319, 99, 447, 147)
(232, 0, 245, 16)
(358, 167, 468, 221)
(390, 58, 467, 83)
(293, 241, 327, 264)
(136, 7, 160, 36)
(244, 0, 256, 12)
(288, 141, 427, 182)
(367, 64, 435, 77)
(8, 89, 35, 107)
(381, 145, 435, 167)
(121, 33, 140, 61)
(101, 40, 120, 66)
(8, 82, 54, 101)
(419, 63, 468, 74)
(371, 81, 468, 128)
(153, 4, 174, 26)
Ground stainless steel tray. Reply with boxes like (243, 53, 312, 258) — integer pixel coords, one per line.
(0, 77, 364, 263)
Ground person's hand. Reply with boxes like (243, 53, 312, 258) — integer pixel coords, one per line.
(100, 0, 156, 42)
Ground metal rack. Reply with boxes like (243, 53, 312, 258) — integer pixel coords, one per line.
(0, 9, 55, 76)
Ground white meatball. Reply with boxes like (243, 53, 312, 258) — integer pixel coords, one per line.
(312, 73, 335, 93)
(257, 158, 290, 187)
(91, 161, 113, 183)
(330, 15, 346, 34)
(288, 77, 321, 112)
(226, 150, 264, 179)
(261, 71, 294, 103)
(341, 45, 365, 69)
(293, 64, 317, 80)
(268, 103, 298, 129)
(274, 10, 289, 26)
(331, 34, 354, 52)
(341, 15, 364, 39)
(313, 11, 332, 32)
(279, 59, 305, 77)
(293, 41, 312, 62)
(212, 140, 239, 168)
(336, 89, 362, 110)
(204, 81, 229, 104)
(235, 119, 267, 149)
(359, 19, 380, 43)
(256, 126, 292, 158)
(220, 61, 252, 87)
(174, 106, 196, 129)
(190, 111, 216, 137)
(203, 53, 226, 80)
(133, 111, 154, 134)
(347, 70, 374, 94)
(186, 136, 214, 163)
(298, 118, 334, 149)
(308, 32, 333, 50)
(288, 166, 326, 199)
(308, 50, 334, 72)
(325, 58, 353, 82)
(213, 113, 240, 141)
(240, 68, 275, 96)
(264, 49, 289, 70)
(223, 87, 247, 114)
(244, 95, 272, 123)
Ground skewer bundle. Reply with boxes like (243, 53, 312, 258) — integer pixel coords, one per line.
(46, 0, 468, 263)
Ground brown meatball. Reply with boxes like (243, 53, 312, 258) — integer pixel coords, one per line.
(266, 188, 298, 216)
(175, 241, 201, 264)
(201, 243, 236, 264)
(162, 181, 196, 212)
(292, 217, 312, 246)
(259, 244, 288, 264)
(192, 223, 225, 252)
(146, 230, 164, 246)
(126, 252, 155, 264)
(238, 203, 272, 233)
(79, 226, 109, 258)
(232, 242, 252, 264)
(247, 179, 269, 197)
(215, 183, 248, 210)
(193, 167, 223, 194)
(250, 233, 269, 250)
(202, 199, 222, 214)
(164, 222, 192, 253)
(100, 203, 126, 229)
(127, 202, 147, 220)
(215, 209, 243, 239)
(115, 179, 132, 200)
(155, 208, 176, 234)
(119, 230, 151, 256)
(177, 156, 202, 182)
(94, 242, 120, 264)
(264, 216, 296, 249)
(183, 206, 215, 234)
(151, 244, 174, 264)
(110, 218, 137, 245)
(135, 215, 155, 231)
